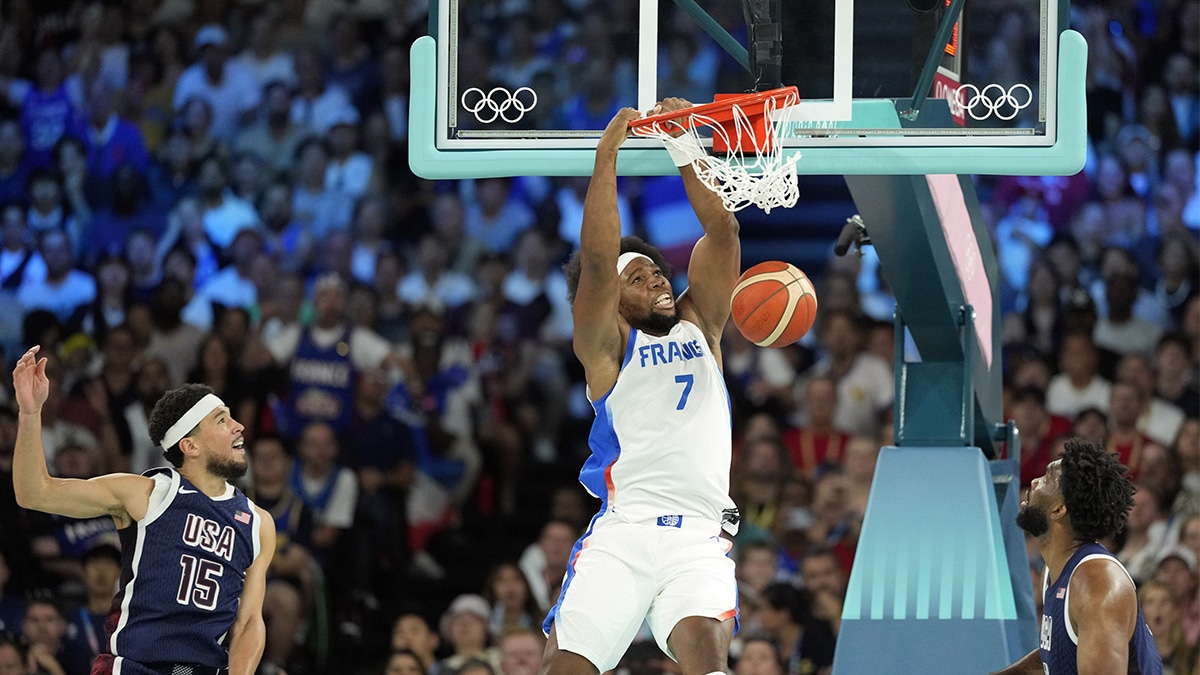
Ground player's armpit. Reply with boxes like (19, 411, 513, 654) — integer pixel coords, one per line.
(1069, 559, 1136, 674)
(227, 507, 276, 675)
(986, 648, 1042, 675)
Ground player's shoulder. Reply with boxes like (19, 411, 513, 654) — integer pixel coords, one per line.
(1070, 554, 1136, 601)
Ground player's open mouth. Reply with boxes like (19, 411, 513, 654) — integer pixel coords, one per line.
(233, 438, 244, 451)
(654, 293, 673, 308)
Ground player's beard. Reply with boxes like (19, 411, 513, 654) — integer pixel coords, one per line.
(207, 453, 248, 481)
(1015, 503, 1050, 537)
(634, 305, 681, 335)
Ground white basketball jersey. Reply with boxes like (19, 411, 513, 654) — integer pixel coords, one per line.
(579, 320, 736, 524)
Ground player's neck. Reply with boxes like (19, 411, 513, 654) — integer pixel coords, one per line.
(180, 467, 229, 497)
(1040, 533, 1086, 585)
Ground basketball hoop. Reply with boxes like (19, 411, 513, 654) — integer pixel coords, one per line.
(628, 87, 801, 213)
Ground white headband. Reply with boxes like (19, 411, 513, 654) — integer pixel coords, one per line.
(617, 252, 652, 275)
(160, 394, 225, 449)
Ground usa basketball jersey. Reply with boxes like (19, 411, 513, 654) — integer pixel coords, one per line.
(582, 321, 736, 524)
(1039, 542, 1162, 674)
(104, 467, 262, 669)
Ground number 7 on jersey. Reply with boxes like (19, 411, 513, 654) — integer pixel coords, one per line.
(674, 374, 694, 410)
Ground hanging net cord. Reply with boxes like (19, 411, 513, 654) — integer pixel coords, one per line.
(631, 95, 801, 213)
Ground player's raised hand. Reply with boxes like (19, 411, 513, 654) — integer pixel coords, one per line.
(649, 97, 694, 137)
(13, 346, 50, 414)
(598, 107, 642, 155)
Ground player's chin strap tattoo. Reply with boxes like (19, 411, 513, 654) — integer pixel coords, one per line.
(721, 508, 741, 536)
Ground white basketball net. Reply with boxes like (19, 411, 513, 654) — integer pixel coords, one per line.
(631, 92, 801, 213)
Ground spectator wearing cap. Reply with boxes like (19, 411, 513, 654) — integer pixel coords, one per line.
(1152, 545, 1199, 647)
(437, 594, 500, 675)
(69, 543, 121, 662)
(172, 24, 261, 142)
(324, 106, 372, 199)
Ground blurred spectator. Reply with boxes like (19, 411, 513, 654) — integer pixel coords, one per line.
(378, 44, 410, 142)
(993, 190, 1052, 301)
(1137, 579, 1197, 673)
(483, 563, 541, 638)
(1116, 353, 1185, 447)
(800, 547, 848, 637)
(1161, 54, 1199, 151)
(432, 193, 487, 276)
(235, 81, 307, 177)
(75, 79, 148, 181)
(390, 613, 441, 673)
(196, 154, 259, 251)
(116, 356, 172, 474)
(1155, 333, 1200, 418)
(497, 629, 544, 675)
(463, 178, 535, 255)
(172, 25, 261, 142)
(0, 550, 24, 636)
(2, 48, 83, 169)
(291, 47, 355, 136)
(517, 520, 577, 612)
(1118, 486, 1173, 584)
(231, 9, 298, 90)
(758, 583, 836, 675)
(398, 234, 477, 312)
(841, 436, 878, 519)
(292, 138, 355, 240)
(0, 635, 24, 675)
(1095, 268, 1163, 358)
(293, 421, 360, 563)
(0, 202, 46, 290)
(1151, 546, 1199, 647)
(783, 376, 851, 478)
(1046, 331, 1111, 418)
(0, 118, 29, 204)
(82, 165, 161, 267)
(1000, 257, 1064, 358)
(1161, 150, 1198, 232)
(230, 151, 269, 205)
(146, 127, 199, 210)
(325, 108, 372, 199)
(198, 228, 262, 311)
(21, 595, 88, 675)
(795, 311, 892, 438)
(437, 594, 499, 674)
(16, 229, 95, 323)
(124, 229, 161, 305)
(325, 14, 380, 110)
(1072, 406, 1110, 447)
(1153, 233, 1198, 325)
(736, 541, 782, 599)
(1107, 380, 1158, 477)
(73, 254, 131, 341)
(25, 169, 81, 250)
(246, 433, 319, 674)
(734, 636, 785, 675)
(554, 175, 635, 250)
(1091, 153, 1148, 248)
(1007, 385, 1074, 486)
(70, 543, 121, 663)
(259, 180, 316, 275)
(385, 649, 426, 675)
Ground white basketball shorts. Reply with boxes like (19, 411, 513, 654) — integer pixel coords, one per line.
(544, 515, 739, 671)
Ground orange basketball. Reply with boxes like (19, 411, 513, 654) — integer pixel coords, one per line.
(730, 261, 818, 348)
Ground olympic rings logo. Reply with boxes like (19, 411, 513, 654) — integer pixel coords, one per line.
(460, 86, 538, 124)
(953, 83, 1033, 121)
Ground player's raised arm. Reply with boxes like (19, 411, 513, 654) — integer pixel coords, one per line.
(571, 108, 642, 374)
(656, 97, 741, 347)
(12, 346, 153, 523)
(227, 505, 276, 675)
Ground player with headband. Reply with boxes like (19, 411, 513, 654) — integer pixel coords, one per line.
(11, 345, 275, 675)
(550, 99, 742, 675)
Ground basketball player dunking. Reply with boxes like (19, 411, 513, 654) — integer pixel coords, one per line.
(543, 100, 742, 675)
(12, 346, 275, 675)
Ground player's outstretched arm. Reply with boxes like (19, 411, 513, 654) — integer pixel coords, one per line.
(656, 97, 740, 347)
(227, 506, 277, 675)
(572, 108, 641, 377)
(1070, 559, 1136, 674)
(986, 649, 1042, 674)
(12, 347, 153, 523)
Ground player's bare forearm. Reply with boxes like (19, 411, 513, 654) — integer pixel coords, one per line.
(226, 615, 266, 675)
(988, 649, 1042, 675)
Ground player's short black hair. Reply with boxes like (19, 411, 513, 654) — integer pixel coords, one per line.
(563, 235, 672, 305)
(1058, 438, 1135, 542)
(148, 383, 216, 467)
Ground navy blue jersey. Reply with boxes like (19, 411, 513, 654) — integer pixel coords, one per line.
(105, 467, 262, 669)
(1039, 542, 1163, 675)
(286, 326, 356, 434)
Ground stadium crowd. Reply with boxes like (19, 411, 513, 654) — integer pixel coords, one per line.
(0, 0, 1196, 673)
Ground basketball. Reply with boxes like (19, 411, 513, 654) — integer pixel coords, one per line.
(730, 261, 818, 348)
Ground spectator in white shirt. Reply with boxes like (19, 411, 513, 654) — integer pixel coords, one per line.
(172, 24, 261, 142)
(325, 108, 373, 199)
(234, 81, 307, 176)
(290, 46, 355, 135)
(195, 154, 259, 251)
(199, 228, 262, 310)
(292, 138, 355, 239)
(0, 202, 46, 288)
(229, 9, 297, 89)
(1046, 331, 1113, 418)
(795, 311, 894, 438)
(398, 233, 477, 312)
(16, 228, 95, 322)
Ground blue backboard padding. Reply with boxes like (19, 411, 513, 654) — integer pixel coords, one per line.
(409, 31, 1087, 178)
(833, 618, 1014, 674)
(834, 446, 1022, 671)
